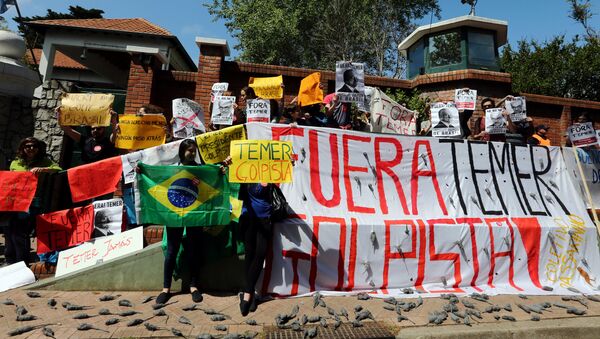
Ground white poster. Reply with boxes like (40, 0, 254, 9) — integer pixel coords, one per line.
(120, 139, 183, 184)
(172, 98, 206, 139)
(485, 108, 507, 134)
(248, 123, 600, 297)
(55, 227, 144, 277)
(454, 89, 477, 110)
(564, 147, 600, 209)
(211, 96, 236, 125)
(431, 102, 460, 137)
(505, 96, 527, 122)
(92, 198, 123, 237)
(0, 262, 36, 292)
(568, 122, 598, 147)
(246, 99, 271, 123)
(211, 82, 229, 103)
(359, 86, 375, 113)
(335, 61, 365, 103)
(370, 88, 416, 135)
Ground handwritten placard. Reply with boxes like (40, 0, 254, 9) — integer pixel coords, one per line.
(55, 227, 143, 277)
(115, 114, 166, 149)
(246, 99, 271, 123)
(36, 204, 95, 254)
(454, 89, 477, 110)
(249, 75, 283, 99)
(211, 82, 229, 103)
(196, 124, 246, 164)
(211, 96, 236, 125)
(229, 140, 294, 183)
(0, 171, 37, 212)
(59, 93, 114, 126)
(172, 98, 206, 139)
(569, 122, 598, 147)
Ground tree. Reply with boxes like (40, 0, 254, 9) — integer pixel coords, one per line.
(567, 0, 598, 42)
(13, 6, 104, 48)
(206, 0, 439, 77)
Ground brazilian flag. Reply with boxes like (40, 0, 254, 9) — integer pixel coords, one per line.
(138, 163, 232, 227)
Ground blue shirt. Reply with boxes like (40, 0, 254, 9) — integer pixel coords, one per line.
(242, 183, 272, 218)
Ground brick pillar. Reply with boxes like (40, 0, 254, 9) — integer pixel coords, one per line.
(194, 37, 230, 124)
(124, 59, 154, 114)
(559, 105, 571, 146)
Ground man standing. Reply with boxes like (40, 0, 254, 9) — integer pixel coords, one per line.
(529, 124, 551, 146)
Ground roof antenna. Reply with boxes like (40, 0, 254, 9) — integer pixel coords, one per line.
(461, 0, 477, 16)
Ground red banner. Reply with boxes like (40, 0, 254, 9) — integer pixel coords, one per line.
(67, 157, 122, 202)
(0, 171, 38, 212)
(36, 205, 94, 254)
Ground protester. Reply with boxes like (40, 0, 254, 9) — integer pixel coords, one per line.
(564, 112, 595, 147)
(470, 97, 510, 142)
(530, 124, 551, 146)
(323, 93, 351, 129)
(506, 117, 534, 145)
(5, 137, 61, 265)
(235, 86, 256, 125)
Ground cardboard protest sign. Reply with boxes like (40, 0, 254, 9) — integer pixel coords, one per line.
(485, 108, 507, 134)
(247, 122, 600, 297)
(246, 99, 271, 123)
(92, 198, 123, 237)
(229, 140, 294, 183)
(298, 72, 323, 107)
(249, 75, 283, 99)
(59, 93, 114, 126)
(211, 96, 236, 125)
(431, 102, 461, 137)
(67, 156, 122, 203)
(335, 61, 365, 103)
(454, 89, 477, 110)
(115, 114, 166, 149)
(55, 226, 143, 277)
(172, 98, 206, 139)
(0, 171, 37, 212)
(196, 124, 246, 164)
(121, 139, 183, 184)
(36, 204, 95, 254)
(505, 96, 527, 122)
(370, 88, 416, 135)
(211, 82, 229, 103)
(0, 262, 35, 292)
(568, 122, 598, 147)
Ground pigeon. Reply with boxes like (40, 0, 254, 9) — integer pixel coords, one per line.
(178, 315, 193, 325)
(118, 299, 133, 307)
(26, 291, 41, 298)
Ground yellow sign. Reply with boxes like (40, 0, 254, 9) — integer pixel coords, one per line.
(229, 140, 293, 183)
(59, 93, 114, 126)
(249, 75, 283, 99)
(298, 72, 323, 107)
(195, 125, 246, 164)
(115, 114, 166, 150)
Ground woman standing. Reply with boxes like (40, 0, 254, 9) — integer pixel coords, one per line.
(6, 137, 61, 265)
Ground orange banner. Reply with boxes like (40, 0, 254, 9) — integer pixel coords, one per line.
(67, 157, 122, 203)
(298, 72, 323, 107)
(36, 204, 94, 254)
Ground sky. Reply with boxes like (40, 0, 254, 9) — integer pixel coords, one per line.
(3, 0, 599, 64)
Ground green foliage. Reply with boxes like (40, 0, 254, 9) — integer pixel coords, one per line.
(567, 0, 598, 41)
(206, 0, 439, 77)
(385, 88, 428, 119)
(13, 6, 104, 48)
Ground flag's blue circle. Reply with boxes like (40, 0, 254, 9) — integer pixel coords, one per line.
(167, 178, 198, 208)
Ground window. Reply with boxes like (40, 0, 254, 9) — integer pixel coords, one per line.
(408, 39, 424, 78)
(428, 31, 461, 67)
(468, 31, 496, 67)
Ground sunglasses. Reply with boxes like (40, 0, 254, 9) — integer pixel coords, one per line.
(24, 144, 38, 149)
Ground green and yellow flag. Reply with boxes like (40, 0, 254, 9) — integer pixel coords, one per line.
(138, 163, 233, 227)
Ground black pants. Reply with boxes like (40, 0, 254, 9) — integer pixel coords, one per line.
(4, 213, 34, 265)
(242, 215, 272, 294)
(163, 227, 203, 289)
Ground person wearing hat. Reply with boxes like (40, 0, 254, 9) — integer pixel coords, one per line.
(529, 124, 551, 146)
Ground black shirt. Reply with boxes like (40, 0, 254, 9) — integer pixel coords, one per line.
(79, 136, 117, 164)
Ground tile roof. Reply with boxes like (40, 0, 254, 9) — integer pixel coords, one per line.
(28, 18, 172, 36)
(27, 49, 87, 70)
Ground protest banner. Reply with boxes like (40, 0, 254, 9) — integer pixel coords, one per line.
(247, 122, 599, 297)
(0, 262, 36, 292)
(229, 140, 294, 183)
(568, 122, 598, 147)
(298, 72, 323, 107)
(431, 102, 461, 137)
(92, 198, 123, 237)
(246, 99, 271, 123)
(172, 98, 206, 139)
(211, 82, 229, 103)
(485, 108, 507, 134)
(335, 61, 365, 103)
(505, 96, 527, 122)
(563, 147, 600, 209)
(55, 227, 143, 277)
(59, 93, 114, 126)
(121, 139, 183, 184)
(67, 156, 122, 203)
(454, 89, 477, 110)
(115, 114, 166, 149)
(211, 96, 236, 125)
(0, 171, 37, 212)
(37, 204, 94, 254)
(249, 75, 283, 99)
(195, 124, 246, 164)
(370, 88, 416, 135)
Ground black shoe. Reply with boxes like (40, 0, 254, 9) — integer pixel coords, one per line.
(191, 290, 203, 303)
(249, 293, 258, 313)
(156, 292, 170, 305)
(239, 293, 251, 317)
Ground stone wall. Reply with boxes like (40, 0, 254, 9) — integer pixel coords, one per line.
(0, 95, 34, 170)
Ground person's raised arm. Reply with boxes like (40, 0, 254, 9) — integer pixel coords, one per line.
(56, 106, 82, 143)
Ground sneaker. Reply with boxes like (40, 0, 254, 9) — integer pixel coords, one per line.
(191, 290, 203, 303)
(239, 293, 251, 317)
(156, 292, 170, 305)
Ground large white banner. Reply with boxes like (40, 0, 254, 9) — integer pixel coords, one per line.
(370, 88, 416, 135)
(120, 139, 183, 184)
(248, 123, 600, 297)
(563, 147, 600, 209)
